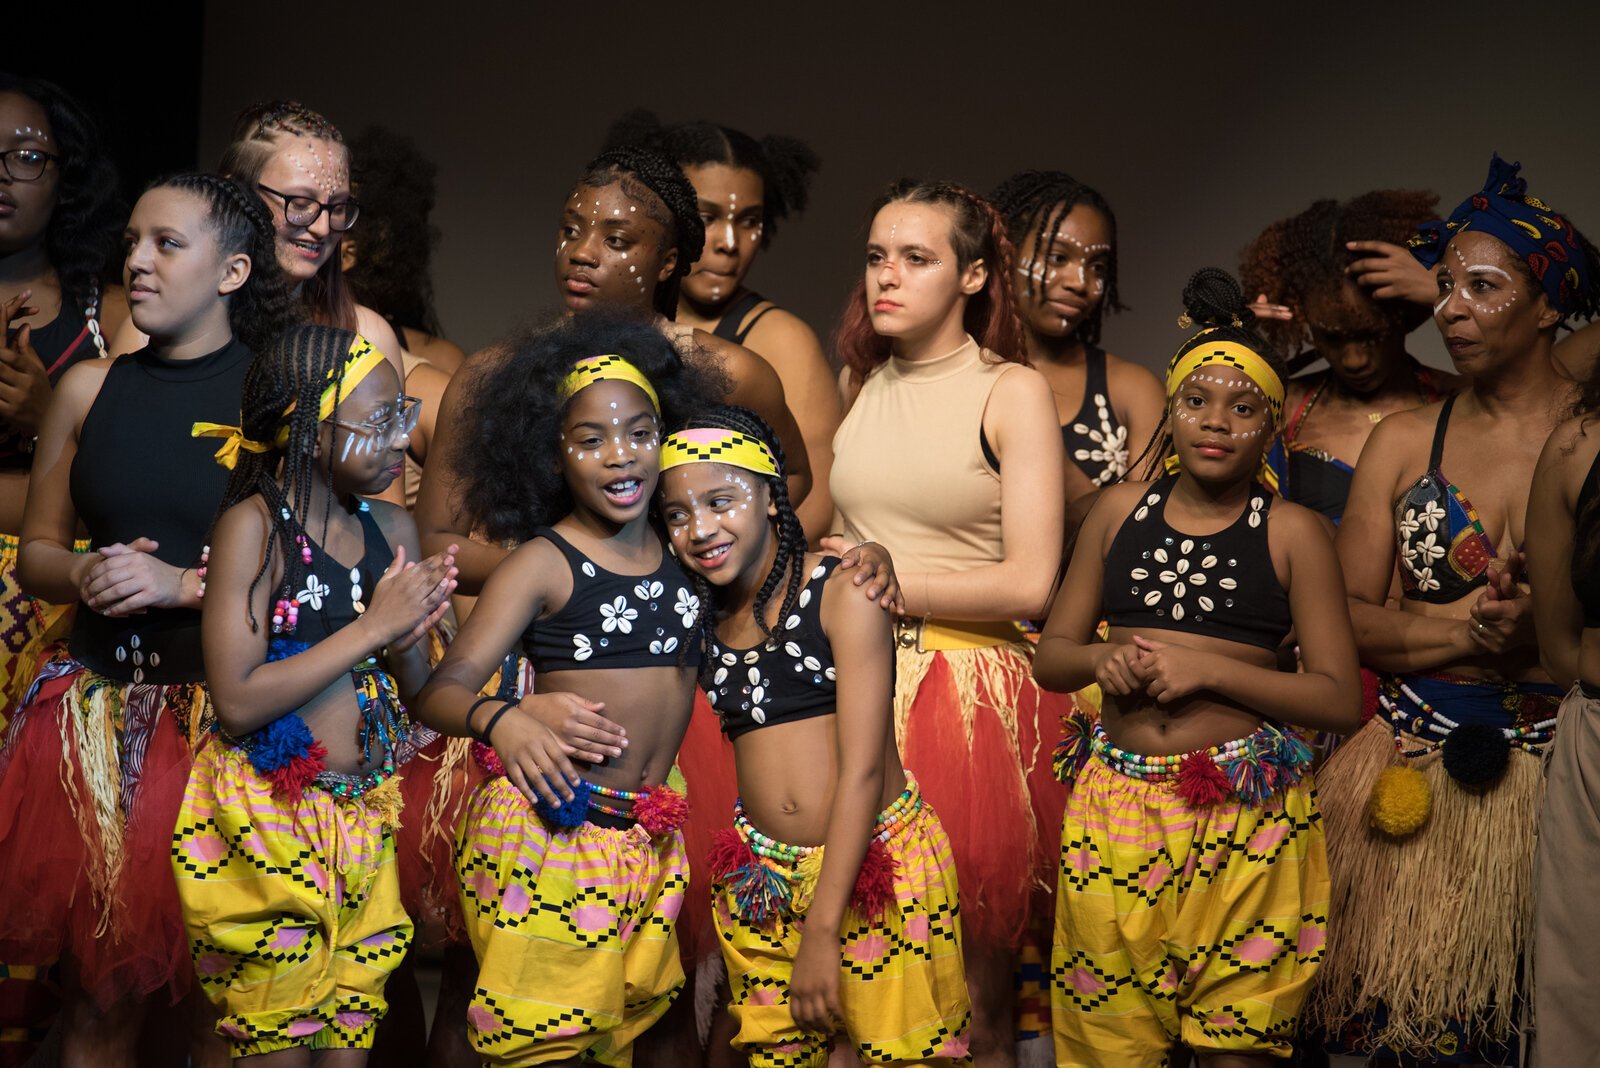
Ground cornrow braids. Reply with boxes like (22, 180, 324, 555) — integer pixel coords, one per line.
(210, 324, 355, 631)
(605, 110, 820, 248)
(0, 74, 123, 310)
(678, 405, 807, 666)
(1132, 267, 1287, 480)
(148, 173, 296, 355)
(218, 100, 358, 332)
(1238, 189, 1440, 356)
(990, 169, 1126, 346)
(577, 146, 705, 319)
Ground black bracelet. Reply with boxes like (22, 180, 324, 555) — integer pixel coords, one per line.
(465, 695, 502, 739)
(480, 701, 516, 745)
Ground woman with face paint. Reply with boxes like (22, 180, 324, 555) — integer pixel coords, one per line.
(1307, 156, 1600, 1066)
(610, 112, 841, 543)
(0, 172, 294, 1066)
(830, 178, 1067, 1067)
(1525, 337, 1600, 1065)
(991, 171, 1165, 503)
(1241, 191, 1461, 525)
(0, 76, 133, 729)
(1035, 267, 1360, 1068)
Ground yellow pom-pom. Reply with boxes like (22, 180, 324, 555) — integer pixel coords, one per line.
(1368, 765, 1430, 838)
(360, 775, 406, 831)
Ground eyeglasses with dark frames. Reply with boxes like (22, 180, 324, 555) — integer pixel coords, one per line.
(0, 148, 59, 182)
(257, 183, 360, 232)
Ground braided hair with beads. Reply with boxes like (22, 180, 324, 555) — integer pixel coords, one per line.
(1129, 267, 1288, 480)
(574, 146, 706, 319)
(147, 173, 296, 355)
(209, 324, 360, 632)
(677, 405, 807, 665)
(834, 179, 1026, 385)
(990, 169, 1126, 346)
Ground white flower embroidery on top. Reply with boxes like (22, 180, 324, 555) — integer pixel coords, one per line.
(1408, 531, 1446, 566)
(1398, 507, 1422, 542)
(1418, 500, 1447, 532)
(573, 634, 593, 661)
(296, 575, 330, 610)
(1072, 394, 1130, 487)
(1410, 565, 1442, 593)
(1131, 537, 1236, 621)
(600, 596, 637, 634)
(675, 588, 700, 629)
(634, 580, 665, 601)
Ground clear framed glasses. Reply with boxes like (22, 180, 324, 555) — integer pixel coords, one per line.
(0, 148, 59, 182)
(257, 183, 360, 231)
(333, 395, 420, 460)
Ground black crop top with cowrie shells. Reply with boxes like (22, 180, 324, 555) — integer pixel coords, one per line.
(520, 527, 703, 672)
(1100, 474, 1291, 651)
(701, 558, 842, 741)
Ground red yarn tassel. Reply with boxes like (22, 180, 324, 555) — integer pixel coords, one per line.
(850, 839, 899, 924)
(707, 826, 755, 882)
(1176, 752, 1230, 808)
(264, 740, 328, 800)
(633, 784, 689, 837)
(471, 741, 505, 777)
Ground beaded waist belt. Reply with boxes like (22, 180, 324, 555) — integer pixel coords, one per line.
(707, 777, 920, 928)
(1379, 673, 1559, 785)
(472, 740, 690, 837)
(1058, 717, 1313, 808)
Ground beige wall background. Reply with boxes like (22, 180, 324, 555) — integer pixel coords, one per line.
(201, 2, 1600, 372)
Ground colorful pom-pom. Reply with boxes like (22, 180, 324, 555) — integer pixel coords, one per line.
(1223, 747, 1273, 807)
(1369, 765, 1431, 837)
(1052, 710, 1093, 786)
(707, 827, 792, 927)
(1176, 752, 1231, 808)
(533, 778, 592, 828)
(471, 741, 506, 777)
(266, 638, 311, 663)
(262, 741, 327, 799)
(633, 785, 689, 837)
(707, 826, 756, 881)
(362, 774, 405, 828)
(850, 839, 899, 925)
(247, 713, 318, 773)
(1441, 723, 1511, 786)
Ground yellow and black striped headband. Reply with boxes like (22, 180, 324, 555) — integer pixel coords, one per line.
(660, 428, 779, 477)
(559, 354, 661, 413)
(192, 333, 386, 465)
(1165, 333, 1284, 424)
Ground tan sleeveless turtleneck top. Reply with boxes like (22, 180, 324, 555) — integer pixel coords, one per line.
(830, 337, 1018, 574)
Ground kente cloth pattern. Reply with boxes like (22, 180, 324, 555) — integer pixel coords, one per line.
(171, 743, 411, 1056)
(1052, 753, 1327, 1066)
(712, 792, 971, 1066)
(455, 775, 687, 1066)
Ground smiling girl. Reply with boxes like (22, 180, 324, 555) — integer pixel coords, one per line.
(1035, 267, 1360, 1067)
(660, 404, 971, 1066)
(0, 172, 293, 1066)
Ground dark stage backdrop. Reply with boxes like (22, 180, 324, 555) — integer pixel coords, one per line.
(62, 4, 1600, 371)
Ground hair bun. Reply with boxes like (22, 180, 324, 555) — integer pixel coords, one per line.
(1181, 267, 1254, 329)
(602, 109, 665, 153)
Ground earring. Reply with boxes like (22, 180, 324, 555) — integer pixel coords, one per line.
(1177, 313, 1193, 329)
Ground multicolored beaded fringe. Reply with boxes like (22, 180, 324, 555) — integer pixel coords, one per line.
(1379, 675, 1556, 786)
(707, 779, 919, 928)
(472, 739, 689, 838)
(1055, 712, 1312, 808)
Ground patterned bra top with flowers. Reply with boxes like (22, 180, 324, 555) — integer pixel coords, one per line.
(701, 558, 841, 741)
(1101, 474, 1291, 651)
(1393, 397, 1494, 604)
(521, 526, 703, 672)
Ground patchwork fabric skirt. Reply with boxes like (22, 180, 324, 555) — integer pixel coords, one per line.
(455, 775, 688, 1066)
(1052, 741, 1327, 1066)
(172, 742, 412, 1056)
(710, 778, 971, 1067)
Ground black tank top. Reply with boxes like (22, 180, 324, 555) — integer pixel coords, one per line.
(1101, 474, 1291, 651)
(1060, 346, 1130, 487)
(1573, 446, 1600, 629)
(710, 290, 777, 345)
(68, 338, 252, 684)
(701, 557, 841, 740)
(0, 285, 104, 470)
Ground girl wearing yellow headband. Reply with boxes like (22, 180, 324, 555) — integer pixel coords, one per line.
(658, 404, 970, 1065)
(0, 172, 297, 1064)
(174, 322, 458, 1061)
(1035, 267, 1361, 1066)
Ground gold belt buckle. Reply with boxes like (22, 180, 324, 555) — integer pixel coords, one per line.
(894, 615, 925, 653)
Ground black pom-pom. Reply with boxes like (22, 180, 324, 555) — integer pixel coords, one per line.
(1441, 723, 1511, 786)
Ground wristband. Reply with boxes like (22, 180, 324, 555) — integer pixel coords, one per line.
(480, 701, 516, 745)
(466, 695, 501, 739)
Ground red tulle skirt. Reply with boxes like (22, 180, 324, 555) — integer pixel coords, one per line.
(674, 688, 739, 965)
(0, 654, 202, 1009)
(396, 732, 485, 948)
(896, 642, 1069, 948)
